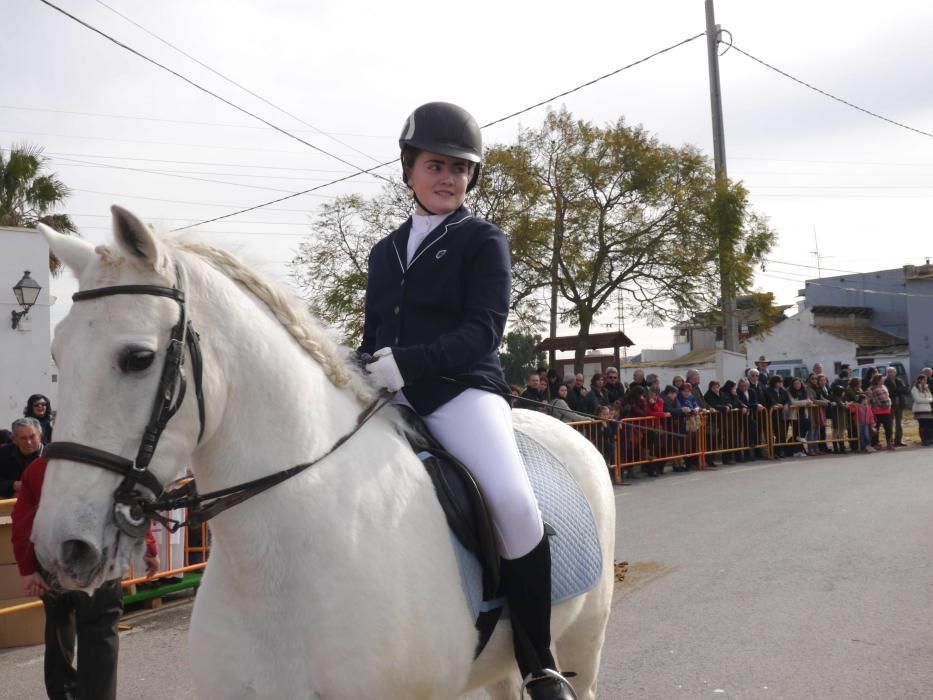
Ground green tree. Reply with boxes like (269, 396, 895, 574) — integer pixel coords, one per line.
(0, 143, 78, 275)
(290, 181, 411, 346)
(499, 332, 545, 387)
(477, 108, 777, 372)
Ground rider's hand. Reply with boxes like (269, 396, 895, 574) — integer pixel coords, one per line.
(367, 348, 405, 392)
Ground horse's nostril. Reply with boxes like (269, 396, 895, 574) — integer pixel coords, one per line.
(61, 539, 98, 570)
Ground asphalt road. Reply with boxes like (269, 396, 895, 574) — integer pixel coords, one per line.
(1, 447, 931, 699)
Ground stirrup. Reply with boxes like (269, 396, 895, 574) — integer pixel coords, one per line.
(522, 668, 578, 700)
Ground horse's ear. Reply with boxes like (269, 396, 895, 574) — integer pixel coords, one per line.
(111, 205, 164, 270)
(37, 223, 95, 276)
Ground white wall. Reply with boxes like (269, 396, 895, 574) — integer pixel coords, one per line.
(744, 308, 857, 376)
(0, 227, 52, 426)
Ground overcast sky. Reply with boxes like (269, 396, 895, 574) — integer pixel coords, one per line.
(4, 0, 933, 355)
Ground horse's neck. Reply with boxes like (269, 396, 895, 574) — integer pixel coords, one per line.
(185, 257, 363, 516)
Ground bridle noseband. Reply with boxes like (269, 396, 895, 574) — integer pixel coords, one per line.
(44, 271, 205, 537)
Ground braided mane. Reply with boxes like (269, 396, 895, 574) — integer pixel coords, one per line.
(174, 241, 374, 404)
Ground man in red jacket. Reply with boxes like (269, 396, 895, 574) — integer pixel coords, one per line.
(12, 456, 159, 700)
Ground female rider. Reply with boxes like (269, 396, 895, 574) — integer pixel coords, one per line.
(358, 102, 574, 699)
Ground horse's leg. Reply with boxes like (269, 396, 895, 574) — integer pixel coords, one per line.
(481, 675, 521, 699)
(551, 585, 614, 700)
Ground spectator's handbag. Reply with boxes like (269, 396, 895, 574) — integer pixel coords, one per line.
(686, 414, 700, 432)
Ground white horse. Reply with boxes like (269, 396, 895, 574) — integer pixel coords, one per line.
(33, 207, 616, 699)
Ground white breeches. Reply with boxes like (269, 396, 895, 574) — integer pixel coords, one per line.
(397, 388, 544, 559)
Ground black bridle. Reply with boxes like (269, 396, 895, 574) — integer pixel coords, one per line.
(44, 272, 206, 538)
(44, 271, 390, 537)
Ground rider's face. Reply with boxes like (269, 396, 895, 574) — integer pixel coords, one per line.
(407, 151, 471, 215)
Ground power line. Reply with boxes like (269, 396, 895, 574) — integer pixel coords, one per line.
(758, 271, 933, 299)
(763, 258, 862, 275)
(53, 155, 304, 194)
(0, 105, 393, 139)
(37, 0, 390, 182)
(70, 213, 309, 225)
(0, 128, 368, 157)
(0, 148, 363, 173)
(71, 188, 335, 208)
(729, 44, 933, 140)
(734, 155, 933, 168)
(480, 32, 705, 130)
(74, 224, 309, 237)
(51, 158, 385, 183)
(175, 31, 708, 231)
(91, 0, 387, 165)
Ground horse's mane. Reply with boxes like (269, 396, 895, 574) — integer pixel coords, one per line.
(179, 241, 375, 403)
(107, 239, 375, 404)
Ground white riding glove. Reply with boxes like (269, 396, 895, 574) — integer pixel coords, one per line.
(367, 347, 405, 392)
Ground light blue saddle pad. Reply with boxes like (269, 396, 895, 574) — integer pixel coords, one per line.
(451, 428, 603, 618)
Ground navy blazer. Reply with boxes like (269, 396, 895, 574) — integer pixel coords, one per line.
(359, 206, 511, 415)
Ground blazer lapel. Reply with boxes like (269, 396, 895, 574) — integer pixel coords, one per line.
(408, 206, 471, 269)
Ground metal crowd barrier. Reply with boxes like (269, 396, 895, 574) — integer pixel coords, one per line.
(570, 403, 867, 483)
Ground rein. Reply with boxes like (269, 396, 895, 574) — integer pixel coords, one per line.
(142, 394, 391, 532)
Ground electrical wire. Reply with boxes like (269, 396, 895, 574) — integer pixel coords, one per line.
(0, 105, 393, 139)
(51, 158, 385, 183)
(480, 32, 705, 130)
(37, 0, 391, 181)
(71, 188, 334, 208)
(92, 0, 388, 166)
(0, 148, 363, 174)
(174, 32, 708, 230)
(758, 271, 933, 299)
(729, 44, 933, 140)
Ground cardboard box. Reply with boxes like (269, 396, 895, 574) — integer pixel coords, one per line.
(0, 499, 14, 518)
(0, 564, 24, 599)
(0, 596, 45, 648)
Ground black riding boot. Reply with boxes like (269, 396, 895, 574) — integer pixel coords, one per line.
(501, 533, 576, 700)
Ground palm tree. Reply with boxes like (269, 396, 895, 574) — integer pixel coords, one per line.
(0, 143, 79, 275)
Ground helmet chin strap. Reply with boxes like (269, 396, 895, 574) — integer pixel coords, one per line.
(412, 190, 438, 216)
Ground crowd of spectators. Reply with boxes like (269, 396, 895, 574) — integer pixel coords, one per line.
(512, 361, 933, 477)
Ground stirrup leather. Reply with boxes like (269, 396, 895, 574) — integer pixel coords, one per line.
(522, 668, 579, 700)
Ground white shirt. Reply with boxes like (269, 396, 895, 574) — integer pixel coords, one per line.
(407, 212, 447, 267)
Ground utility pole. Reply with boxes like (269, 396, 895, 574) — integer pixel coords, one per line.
(705, 0, 739, 352)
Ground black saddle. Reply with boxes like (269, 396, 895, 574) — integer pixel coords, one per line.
(396, 406, 501, 601)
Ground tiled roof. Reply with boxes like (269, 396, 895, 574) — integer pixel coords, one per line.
(811, 305, 873, 317)
(818, 325, 908, 354)
(534, 331, 634, 353)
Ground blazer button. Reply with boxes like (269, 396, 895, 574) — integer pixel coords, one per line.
(394, 306, 400, 315)
(394, 337, 399, 344)
(400, 279, 405, 286)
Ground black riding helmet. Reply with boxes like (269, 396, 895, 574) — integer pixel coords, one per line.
(399, 101, 483, 192)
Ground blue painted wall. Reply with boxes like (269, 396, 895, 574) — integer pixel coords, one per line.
(803, 267, 933, 374)
(803, 268, 908, 338)
(906, 277, 933, 374)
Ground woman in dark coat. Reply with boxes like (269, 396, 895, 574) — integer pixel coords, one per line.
(23, 394, 53, 443)
(763, 375, 792, 457)
(358, 102, 573, 698)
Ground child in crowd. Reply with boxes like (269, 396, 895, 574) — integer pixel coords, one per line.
(855, 394, 877, 452)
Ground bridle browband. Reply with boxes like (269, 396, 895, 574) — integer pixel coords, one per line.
(44, 268, 390, 537)
(44, 272, 206, 537)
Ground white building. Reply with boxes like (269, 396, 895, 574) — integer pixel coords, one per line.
(744, 306, 909, 378)
(1, 227, 53, 426)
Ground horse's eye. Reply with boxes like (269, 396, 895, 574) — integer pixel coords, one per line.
(119, 349, 155, 373)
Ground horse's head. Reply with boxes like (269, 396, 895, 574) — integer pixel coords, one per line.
(34, 207, 204, 590)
